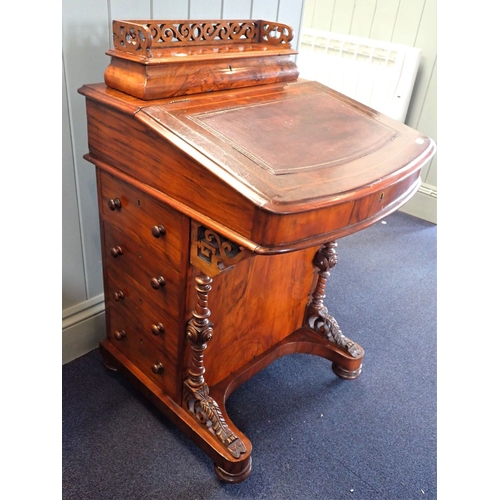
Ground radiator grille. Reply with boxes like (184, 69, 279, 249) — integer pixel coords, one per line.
(298, 29, 421, 123)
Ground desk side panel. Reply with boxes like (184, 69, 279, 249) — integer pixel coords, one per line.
(197, 246, 319, 387)
(84, 98, 257, 241)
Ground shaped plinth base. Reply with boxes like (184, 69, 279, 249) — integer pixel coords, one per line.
(98, 340, 252, 483)
(98, 326, 362, 483)
(210, 327, 364, 414)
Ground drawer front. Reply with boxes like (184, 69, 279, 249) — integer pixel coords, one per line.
(104, 261, 182, 339)
(107, 304, 177, 396)
(105, 271, 181, 359)
(102, 221, 183, 319)
(98, 169, 186, 274)
(349, 172, 419, 224)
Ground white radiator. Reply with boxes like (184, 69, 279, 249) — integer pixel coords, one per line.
(297, 28, 421, 123)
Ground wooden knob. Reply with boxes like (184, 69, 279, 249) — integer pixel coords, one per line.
(107, 198, 122, 211)
(152, 362, 164, 374)
(113, 290, 124, 301)
(151, 323, 165, 335)
(111, 246, 123, 258)
(151, 224, 166, 238)
(150, 276, 166, 289)
(113, 329, 126, 340)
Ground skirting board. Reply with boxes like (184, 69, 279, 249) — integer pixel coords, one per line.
(62, 296, 105, 364)
(399, 183, 437, 224)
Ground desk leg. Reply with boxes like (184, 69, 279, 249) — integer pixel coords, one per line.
(306, 241, 364, 379)
(184, 272, 250, 482)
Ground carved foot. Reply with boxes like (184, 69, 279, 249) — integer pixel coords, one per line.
(99, 341, 118, 371)
(184, 382, 247, 458)
(103, 362, 118, 372)
(306, 241, 363, 359)
(184, 271, 247, 460)
(214, 458, 252, 483)
(308, 306, 363, 358)
(332, 361, 362, 380)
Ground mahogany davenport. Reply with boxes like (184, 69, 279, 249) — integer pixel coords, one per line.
(79, 19, 435, 483)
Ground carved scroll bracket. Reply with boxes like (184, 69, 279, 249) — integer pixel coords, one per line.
(305, 241, 363, 358)
(184, 273, 247, 458)
(190, 222, 249, 277)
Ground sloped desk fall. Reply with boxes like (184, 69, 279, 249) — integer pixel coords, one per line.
(79, 76, 434, 482)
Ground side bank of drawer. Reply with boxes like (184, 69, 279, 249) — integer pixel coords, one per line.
(98, 169, 188, 274)
(102, 221, 185, 319)
(107, 303, 178, 397)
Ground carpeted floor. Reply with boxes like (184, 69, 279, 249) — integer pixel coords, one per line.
(62, 210, 437, 499)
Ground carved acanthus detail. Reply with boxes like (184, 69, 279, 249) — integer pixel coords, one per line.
(191, 222, 247, 277)
(306, 241, 363, 358)
(184, 273, 247, 458)
(184, 382, 247, 458)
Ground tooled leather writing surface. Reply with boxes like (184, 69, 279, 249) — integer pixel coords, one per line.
(140, 80, 433, 211)
(189, 92, 397, 175)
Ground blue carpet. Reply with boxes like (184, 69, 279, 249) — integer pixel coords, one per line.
(62, 211, 436, 499)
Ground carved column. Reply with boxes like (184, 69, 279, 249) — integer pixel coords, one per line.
(183, 222, 248, 458)
(306, 241, 362, 358)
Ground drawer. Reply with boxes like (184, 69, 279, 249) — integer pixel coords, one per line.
(103, 223, 182, 284)
(104, 264, 182, 329)
(348, 173, 418, 224)
(98, 169, 188, 274)
(102, 221, 184, 314)
(107, 304, 177, 396)
(106, 298, 180, 367)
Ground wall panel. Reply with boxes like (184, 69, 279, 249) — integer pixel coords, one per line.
(190, 0, 223, 18)
(370, 0, 400, 41)
(329, 0, 356, 33)
(110, 0, 151, 23)
(153, 1, 189, 18)
(62, 66, 86, 310)
(223, 0, 252, 19)
(251, 0, 279, 21)
(392, 0, 426, 46)
(308, 0, 335, 31)
(62, 0, 109, 302)
(278, 0, 305, 50)
(350, 0, 378, 38)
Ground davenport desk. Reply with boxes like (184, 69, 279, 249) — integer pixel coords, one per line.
(79, 19, 436, 483)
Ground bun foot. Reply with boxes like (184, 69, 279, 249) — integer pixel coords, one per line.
(103, 361, 118, 372)
(214, 457, 252, 483)
(100, 342, 118, 371)
(332, 362, 362, 380)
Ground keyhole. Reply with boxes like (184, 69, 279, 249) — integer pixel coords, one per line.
(379, 192, 384, 202)
(137, 199, 141, 207)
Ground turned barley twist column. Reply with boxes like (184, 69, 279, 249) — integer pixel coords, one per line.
(184, 223, 249, 458)
(306, 241, 363, 358)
